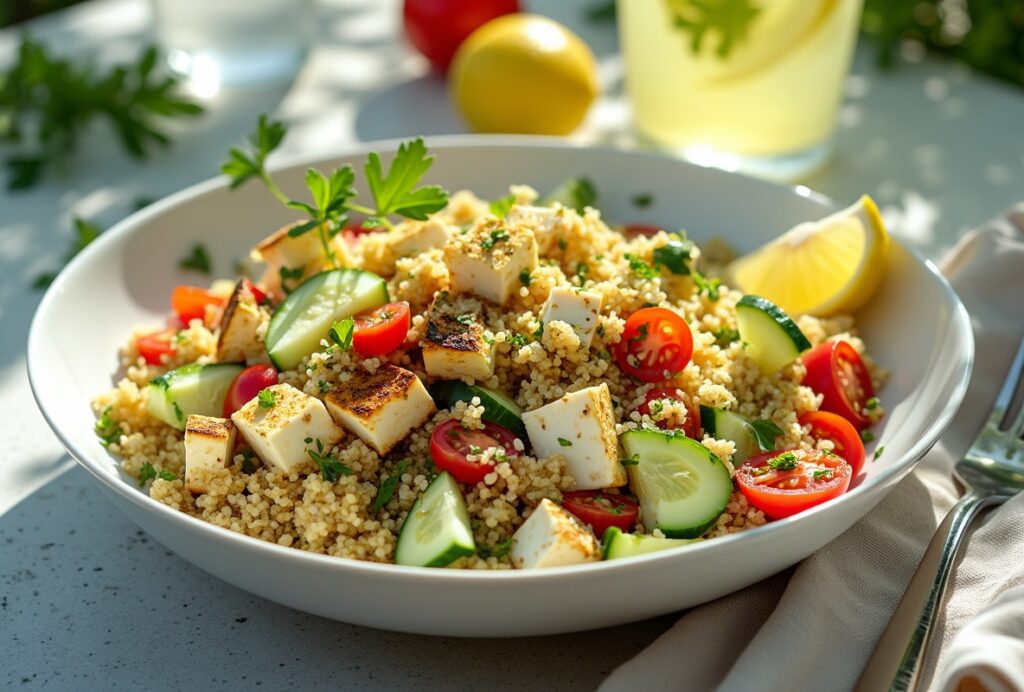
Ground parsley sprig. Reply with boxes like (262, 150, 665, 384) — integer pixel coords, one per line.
(307, 439, 353, 482)
(95, 406, 124, 447)
(373, 460, 410, 511)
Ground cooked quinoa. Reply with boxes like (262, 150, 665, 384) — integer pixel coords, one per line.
(93, 184, 885, 569)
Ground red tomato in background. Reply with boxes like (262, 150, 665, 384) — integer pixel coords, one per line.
(621, 223, 663, 239)
(403, 0, 520, 73)
(615, 307, 694, 383)
(735, 449, 852, 520)
(799, 411, 866, 476)
(637, 387, 700, 439)
(429, 419, 519, 484)
(223, 365, 279, 417)
(802, 340, 876, 430)
(136, 330, 176, 365)
(562, 491, 639, 538)
(171, 285, 225, 325)
(352, 301, 411, 357)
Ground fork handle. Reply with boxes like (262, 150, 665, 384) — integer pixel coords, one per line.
(854, 490, 997, 692)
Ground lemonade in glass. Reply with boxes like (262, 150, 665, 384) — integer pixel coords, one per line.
(618, 0, 864, 179)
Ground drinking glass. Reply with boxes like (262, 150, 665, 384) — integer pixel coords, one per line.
(618, 0, 864, 180)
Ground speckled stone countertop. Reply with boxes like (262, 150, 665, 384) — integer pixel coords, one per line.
(3, 0, 1024, 689)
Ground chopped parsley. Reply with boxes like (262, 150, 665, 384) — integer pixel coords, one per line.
(575, 261, 589, 284)
(519, 269, 532, 287)
(279, 266, 304, 294)
(748, 419, 784, 452)
(257, 389, 276, 408)
(477, 536, 515, 559)
(178, 243, 212, 274)
(456, 314, 475, 326)
(240, 449, 257, 474)
(173, 401, 184, 423)
(866, 397, 880, 411)
(138, 462, 157, 487)
(873, 445, 885, 461)
(481, 227, 510, 251)
(650, 400, 665, 415)
(532, 324, 545, 340)
(509, 333, 529, 348)
(861, 430, 876, 443)
(632, 192, 654, 208)
(94, 406, 123, 447)
(693, 270, 722, 300)
(712, 327, 741, 347)
(373, 460, 409, 511)
(557, 437, 573, 447)
(624, 253, 660, 280)
(157, 470, 177, 481)
(652, 235, 693, 275)
(318, 379, 331, 394)
(329, 317, 355, 350)
(308, 447, 353, 482)
(557, 236, 568, 251)
(812, 469, 833, 481)
(767, 452, 798, 470)
(489, 194, 516, 218)
(620, 453, 640, 466)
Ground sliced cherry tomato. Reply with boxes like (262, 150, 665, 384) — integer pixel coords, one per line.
(223, 365, 279, 417)
(403, 0, 519, 73)
(615, 307, 694, 383)
(637, 387, 700, 439)
(621, 223, 663, 239)
(736, 449, 852, 520)
(136, 330, 176, 365)
(171, 285, 225, 325)
(562, 491, 639, 538)
(799, 411, 866, 477)
(429, 419, 519, 485)
(352, 301, 411, 357)
(802, 340, 876, 430)
(241, 278, 270, 306)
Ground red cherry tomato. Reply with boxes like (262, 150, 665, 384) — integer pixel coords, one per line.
(615, 307, 694, 383)
(799, 411, 866, 477)
(241, 278, 269, 306)
(403, 0, 519, 73)
(562, 491, 639, 538)
(736, 449, 852, 520)
(429, 419, 519, 485)
(223, 365, 279, 417)
(136, 330, 176, 365)
(352, 302, 411, 357)
(802, 340, 876, 430)
(171, 285, 225, 325)
(621, 223, 663, 239)
(637, 387, 700, 439)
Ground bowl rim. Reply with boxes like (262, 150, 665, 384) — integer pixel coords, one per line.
(27, 134, 975, 582)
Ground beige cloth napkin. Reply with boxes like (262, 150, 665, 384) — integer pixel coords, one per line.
(601, 208, 1024, 692)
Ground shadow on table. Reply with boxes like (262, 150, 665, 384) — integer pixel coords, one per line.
(0, 464, 676, 691)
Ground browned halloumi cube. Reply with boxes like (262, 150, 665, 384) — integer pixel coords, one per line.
(184, 415, 237, 494)
(443, 218, 537, 305)
(251, 222, 353, 300)
(421, 294, 495, 381)
(216, 278, 268, 363)
(324, 364, 436, 456)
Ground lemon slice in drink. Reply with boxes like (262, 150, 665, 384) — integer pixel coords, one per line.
(726, 195, 890, 316)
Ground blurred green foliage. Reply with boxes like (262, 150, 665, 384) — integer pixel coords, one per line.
(0, 0, 84, 28)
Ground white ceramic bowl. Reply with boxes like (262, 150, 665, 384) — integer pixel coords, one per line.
(28, 137, 973, 636)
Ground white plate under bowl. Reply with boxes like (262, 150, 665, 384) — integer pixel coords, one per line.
(28, 137, 973, 637)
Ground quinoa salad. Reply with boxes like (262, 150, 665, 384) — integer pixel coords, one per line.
(92, 133, 885, 570)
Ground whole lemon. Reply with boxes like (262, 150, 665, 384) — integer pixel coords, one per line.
(450, 14, 599, 136)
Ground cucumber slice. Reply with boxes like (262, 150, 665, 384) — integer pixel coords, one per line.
(700, 405, 758, 465)
(735, 294, 811, 374)
(395, 472, 476, 567)
(620, 429, 732, 539)
(429, 381, 525, 436)
(146, 363, 244, 430)
(265, 268, 388, 370)
(601, 526, 698, 560)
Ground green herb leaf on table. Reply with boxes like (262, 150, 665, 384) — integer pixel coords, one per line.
(178, 243, 212, 274)
(748, 418, 783, 452)
(373, 460, 410, 511)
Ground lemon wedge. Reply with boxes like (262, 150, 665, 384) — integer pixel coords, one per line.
(726, 195, 890, 316)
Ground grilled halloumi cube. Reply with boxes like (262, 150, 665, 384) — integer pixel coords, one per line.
(541, 287, 603, 350)
(390, 218, 452, 257)
(251, 222, 353, 300)
(522, 383, 626, 491)
(324, 364, 436, 456)
(444, 218, 537, 305)
(510, 498, 601, 569)
(216, 279, 269, 363)
(506, 204, 579, 255)
(421, 294, 495, 381)
(184, 415, 237, 494)
(230, 383, 343, 474)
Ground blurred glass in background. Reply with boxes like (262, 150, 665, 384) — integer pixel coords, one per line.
(151, 0, 314, 95)
(618, 0, 864, 180)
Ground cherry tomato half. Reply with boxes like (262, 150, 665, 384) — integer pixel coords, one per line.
(637, 387, 700, 439)
(403, 0, 519, 73)
(562, 491, 639, 538)
(136, 330, 175, 365)
(223, 365, 279, 418)
(171, 285, 225, 325)
(429, 419, 519, 485)
(620, 223, 663, 239)
(241, 278, 270, 306)
(802, 340, 876, 430)
(799, 411, 866, 477)
(352, 302, 411, 357)
(615, 307, 694, 383)
(736, 449, 852, 520)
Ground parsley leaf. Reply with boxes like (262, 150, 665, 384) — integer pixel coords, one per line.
(873, 445, 885, 461)
(586, 0, 617, 22)
(32, 216, 103, 289)
(861, 430, 876, 443)
(373, 460, 410, 511)
(625, 253, 660, 280)
(477, 536, 516, 559)
(767, 452, 798, 470)
(693, 270, 722, 300)
(543, 177, 598, 213)
(620, 453, 640, 466)
(652, 235, 694, 275)
(279, 266, 304, 295)
(666, 0, 761, 59)
(489, 193, 516, 218)
(138, 462, 157, 487)
(157, 470, 177, 482)
(558, 437, 573, 447)
(481, 228, 510, 251)
(812, 469, 833, 481)
(364, 138, 448, 222)
(712, 327, 741, 347)
(455, 314, 475, 326)
(509, 333, 529, 348)
(329, 317, 355, 350)
(257, 389, 276, 408)
(519, 269, 532, 287)
(240, 449, 257, 474)
(221, 114, 287, 197)
(866, 396, 880, 411)
(94, 406, 123, 447)
(748, 419, 783, 452)
(632, 193, 655, 208)
(308, 448, 353, 482)
(178, 243, 212, 274)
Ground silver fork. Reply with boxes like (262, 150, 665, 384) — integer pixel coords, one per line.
(856, 335, 1024, 692)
